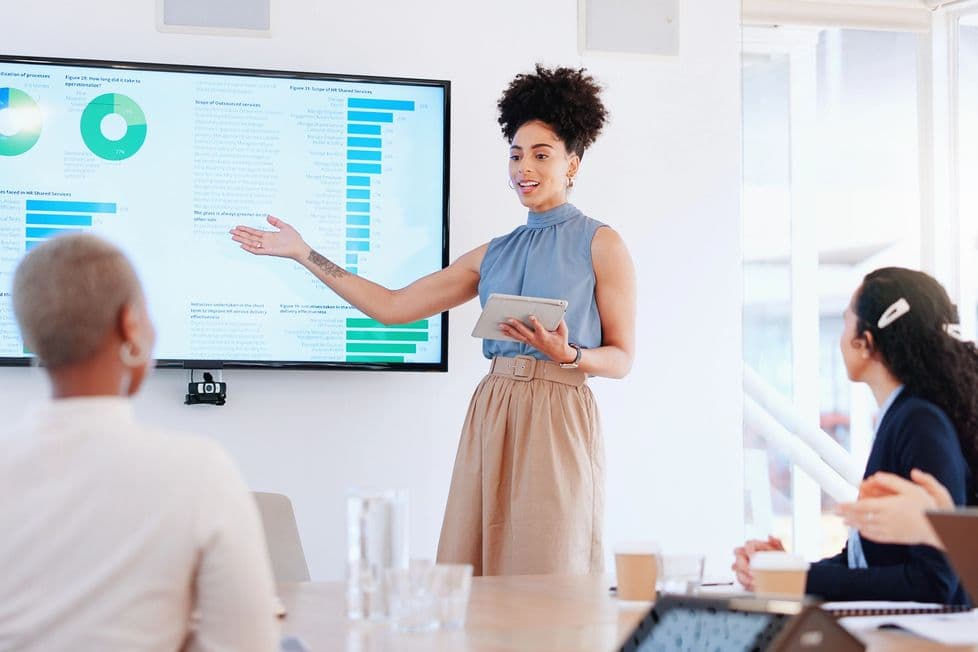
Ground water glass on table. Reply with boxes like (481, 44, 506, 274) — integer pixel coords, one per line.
(657, 553, 705, 595)
(432, 563, 473, 629)
(345, 488, 409, 621)
(385, 563, 440, 633)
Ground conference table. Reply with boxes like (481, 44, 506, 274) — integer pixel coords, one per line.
(278, 574, 977, 651)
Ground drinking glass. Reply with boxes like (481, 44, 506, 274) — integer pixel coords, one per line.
(432, 563, 473, 629)
(345, 488, 408, 621)
(385, 563, 439, 633)
(657, 553, 705, 595)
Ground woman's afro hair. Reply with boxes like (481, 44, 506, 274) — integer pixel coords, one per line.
(497, 64, 607, 157)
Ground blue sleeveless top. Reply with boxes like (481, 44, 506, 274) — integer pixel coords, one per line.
(479, 202, 606, 360)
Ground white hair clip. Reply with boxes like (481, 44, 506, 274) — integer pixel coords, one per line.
(944, 323, 967, 342)
(877, 298, 911, 329)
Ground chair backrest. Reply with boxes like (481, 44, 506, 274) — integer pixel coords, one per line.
(252, 492, 310, 582)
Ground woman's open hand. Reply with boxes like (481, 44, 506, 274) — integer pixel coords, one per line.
(230, 215, 309, 260)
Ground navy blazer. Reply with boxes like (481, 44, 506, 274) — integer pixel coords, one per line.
(806, 390, 972, 605)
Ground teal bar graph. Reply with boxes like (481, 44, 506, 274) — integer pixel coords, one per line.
(348, 111, 393, 123)
(347, 342, 417, 354)
(348, 124, 381, 135)
(346, 355, 405, 363)
(347, 149, 382, 161)
(348, 137, 382, 148)
(23, 199, 115, 249)
(26, 213, 92, 227)
(344, 313, 430, 363)
(26, 200, 116, 213)
(346, 330, 427, 341)
(348, 163, 381, 174)
(346, 318, 429, 329)
(26, 226, 83, 239)
(348, 98, 416, 111)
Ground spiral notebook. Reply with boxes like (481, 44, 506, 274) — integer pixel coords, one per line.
(822, 601, 971, 617)
(834, 608, 978, 645)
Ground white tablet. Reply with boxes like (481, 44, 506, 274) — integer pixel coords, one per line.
(471, 293, 569, 341)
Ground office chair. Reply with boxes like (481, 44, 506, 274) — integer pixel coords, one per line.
(252, 492, 311, 582)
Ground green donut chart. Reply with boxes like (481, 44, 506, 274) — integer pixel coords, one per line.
(80, 93, 147, 161)
(0, 88, 42, 157)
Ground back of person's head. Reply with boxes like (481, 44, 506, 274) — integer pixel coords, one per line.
(12, 233, 151, 379)
(854, 266, 978, 500)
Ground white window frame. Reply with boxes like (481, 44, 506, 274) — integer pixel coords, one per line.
(742, 1, 967, 556)
(937, 0, 978, 337)
(743, 0, 930, 32)
(743, 25, 824, 559)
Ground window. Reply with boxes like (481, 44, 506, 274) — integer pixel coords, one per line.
(743, 26, 921, 559)
(958, 16, 978, 339)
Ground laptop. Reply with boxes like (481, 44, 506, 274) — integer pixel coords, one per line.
(618, 594, 865, 651)
(927, 507, 978, 603)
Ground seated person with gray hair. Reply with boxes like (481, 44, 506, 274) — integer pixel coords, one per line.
(0, 234, 279, 651)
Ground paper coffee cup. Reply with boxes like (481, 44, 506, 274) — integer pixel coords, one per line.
(749, 551, 809, 597)
(614, 542, 661, 601)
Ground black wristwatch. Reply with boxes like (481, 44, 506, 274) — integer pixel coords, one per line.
(559, 343, 583, 369)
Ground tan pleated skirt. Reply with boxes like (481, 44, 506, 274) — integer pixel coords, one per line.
(436, 356, 604, 576)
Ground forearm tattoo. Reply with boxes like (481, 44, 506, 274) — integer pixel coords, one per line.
(308, 249, 349, 278)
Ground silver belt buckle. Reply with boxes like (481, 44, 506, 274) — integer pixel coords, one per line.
(512, 355, 536, 381)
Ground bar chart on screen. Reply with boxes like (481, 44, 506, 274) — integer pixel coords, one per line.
(343, 97, 416, 277)
(345, 318, 432, 363)
(23, 200, 117, 251)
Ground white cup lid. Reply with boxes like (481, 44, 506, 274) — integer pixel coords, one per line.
(614, 542, 661, 555)
(749, 551, 810, 571)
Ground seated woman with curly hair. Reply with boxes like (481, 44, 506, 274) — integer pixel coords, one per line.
(733, 267, 976, 605)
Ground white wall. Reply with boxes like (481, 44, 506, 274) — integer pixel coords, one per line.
(1, 0, 744, 580)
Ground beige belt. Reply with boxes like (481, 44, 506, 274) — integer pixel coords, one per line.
(489, 355, 586, 388)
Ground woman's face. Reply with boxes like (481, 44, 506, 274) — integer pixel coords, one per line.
(840, 289, 868, 382)
(508, 120, 580, 213)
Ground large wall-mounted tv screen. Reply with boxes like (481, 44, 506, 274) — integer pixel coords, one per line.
(0, 56, 450, 370)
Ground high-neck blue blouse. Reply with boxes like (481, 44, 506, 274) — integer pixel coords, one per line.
(478, 202, 606, 360)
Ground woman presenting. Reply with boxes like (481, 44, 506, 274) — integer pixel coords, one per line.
(230, 65, 636, 576)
